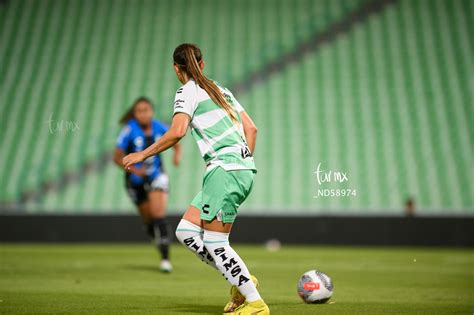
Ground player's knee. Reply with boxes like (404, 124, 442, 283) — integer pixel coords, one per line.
(203, 230, 230, 257)
(175, 219, 201, 245)
(175, 228, 185, 244)
(150, 218, 171, 243)
(175, 226, 185, 244)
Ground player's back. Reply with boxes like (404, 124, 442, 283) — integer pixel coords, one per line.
(173, 79, 256, 172)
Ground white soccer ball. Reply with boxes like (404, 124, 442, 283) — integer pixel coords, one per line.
(297, 270, 333, 304)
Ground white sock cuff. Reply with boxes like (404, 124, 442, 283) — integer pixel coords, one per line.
(176, 219, 202, 234)
(203, 230, 229, 245)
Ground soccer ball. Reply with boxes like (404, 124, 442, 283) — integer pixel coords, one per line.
(297, 270, 333, 304)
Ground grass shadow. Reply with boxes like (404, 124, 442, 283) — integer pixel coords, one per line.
(164, 302, 223, 314)
(122, 263, 162, 273)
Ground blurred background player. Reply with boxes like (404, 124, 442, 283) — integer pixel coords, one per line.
(405, 197, 416, 217)
(113, 97, 182, 272)
(123, 44, 269, 314)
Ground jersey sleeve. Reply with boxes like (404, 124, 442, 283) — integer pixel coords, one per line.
(231, 94, 245, 113)
(116, 126, 131, 151)
(173, 84, 198, 118)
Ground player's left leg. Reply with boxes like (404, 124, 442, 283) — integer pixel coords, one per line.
(137, 201, 154, 238)
(175, 204, 217, 269)
(126, 182, 154, 238)
(175, 205, 262, 312)
(199, 168, 268, 314)
(148, 189, 172, 272)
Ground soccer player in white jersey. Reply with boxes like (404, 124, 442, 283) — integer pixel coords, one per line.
(123, 43, 269, 314)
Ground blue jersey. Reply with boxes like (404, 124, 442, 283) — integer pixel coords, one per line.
(116, 118, 169, 186)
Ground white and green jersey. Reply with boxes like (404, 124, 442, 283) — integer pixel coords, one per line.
(173, 79, 256, 173)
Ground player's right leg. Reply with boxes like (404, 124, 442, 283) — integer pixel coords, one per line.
(148, 190, 173, 272)
(202, 220, 268, 315)
(223, 274, 259, 312)
(137, 201, 153, 236)
(127, 183, 154, 238)
(175, 203, 217, 268)
(127, 183, 172, 272)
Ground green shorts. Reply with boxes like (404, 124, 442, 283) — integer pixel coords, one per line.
(190, 166, 255, 224)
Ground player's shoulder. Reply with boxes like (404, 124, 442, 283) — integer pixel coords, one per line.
(174, 80, 200, 112)
(122, 119, 146, 138)
(176, 80, 198, 96)
(125, 118, 140, 130)
(214, 80, 240, 108)
(118, 124, 131, 135)
(117, 122, 133, 144)
(214, 80, 230, 93)
(120, 119, 134, 132)
(215, 81, 236, 100)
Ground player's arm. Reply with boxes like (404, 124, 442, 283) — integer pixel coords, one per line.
(172, 142, 182, 166)
(123, 113, 189, 169)
(226, 89, 257, 154)
(113, 147, 127, 168)
(240, 111, 258, 154)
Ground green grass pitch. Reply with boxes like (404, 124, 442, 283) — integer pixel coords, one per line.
(0, 244, 473, 314)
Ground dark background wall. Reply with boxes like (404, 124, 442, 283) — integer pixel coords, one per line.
(1, 214, 473, 246)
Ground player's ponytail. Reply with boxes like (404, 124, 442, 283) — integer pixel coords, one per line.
(173, 43, 238, 123)
(119, 97, 153, 124)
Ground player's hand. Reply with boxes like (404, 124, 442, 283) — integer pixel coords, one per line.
(123, 152, 145, 170)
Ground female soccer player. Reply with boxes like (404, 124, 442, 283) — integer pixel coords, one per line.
(114, 97, 182, 272)
(123, 44, 269, 314)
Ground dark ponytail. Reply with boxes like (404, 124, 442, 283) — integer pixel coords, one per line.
(119, 97, 153, 124)
(173, 43, 238, 123)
